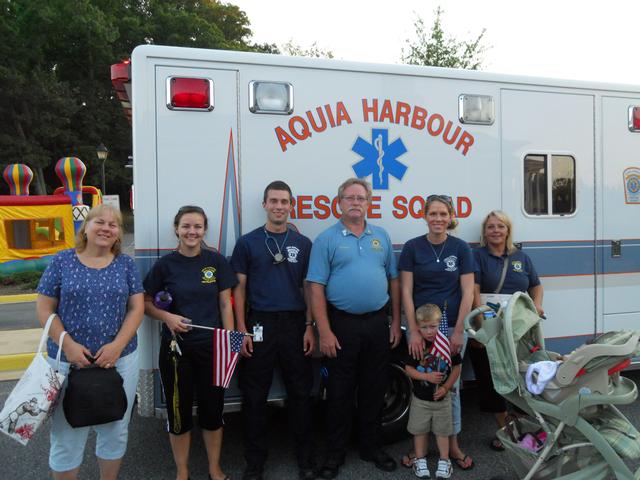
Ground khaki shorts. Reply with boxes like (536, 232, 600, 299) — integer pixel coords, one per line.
(407, 393, 453, 437)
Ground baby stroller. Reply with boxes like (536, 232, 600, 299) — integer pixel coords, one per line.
(464, 292, 640, 480)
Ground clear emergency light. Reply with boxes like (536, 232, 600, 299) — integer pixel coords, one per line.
(458, 94, 495, 125)
(249, 81, 293, 114)
(166, 77, 214, 111)
(629, 106, 640, 132)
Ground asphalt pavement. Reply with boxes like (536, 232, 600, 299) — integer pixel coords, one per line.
(0, 301, 38, 330)
(1, 372, 640, 480)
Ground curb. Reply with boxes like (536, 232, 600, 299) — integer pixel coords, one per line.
(0, 293, 38, 304)
(0, 352, 38, 372)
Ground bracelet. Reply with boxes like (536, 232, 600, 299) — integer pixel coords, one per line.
(305, 320, 315, 327)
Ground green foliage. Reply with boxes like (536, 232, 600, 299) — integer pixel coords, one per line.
(281, 40, 334, 59)
(0, 0, 266, 197)
(402, 7, 488, 70)
(0, 270, 43, 290)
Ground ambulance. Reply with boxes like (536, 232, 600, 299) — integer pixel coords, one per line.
(111, 45, 640, 438)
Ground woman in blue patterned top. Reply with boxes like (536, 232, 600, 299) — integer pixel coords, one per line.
(36, 204, 144, 480)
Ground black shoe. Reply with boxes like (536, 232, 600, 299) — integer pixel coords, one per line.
(359, 449, 397, 472)
(298, 466, 316, 480)
(242, 464, 264, 480)
(319, 455, 343, 480)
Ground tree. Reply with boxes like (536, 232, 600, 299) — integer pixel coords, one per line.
(0, 0, 267, 198)
(402, 7, 488, 70)
(281, 40, 334, 59)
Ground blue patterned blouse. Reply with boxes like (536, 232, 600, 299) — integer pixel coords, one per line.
(37, 249, 144, 362)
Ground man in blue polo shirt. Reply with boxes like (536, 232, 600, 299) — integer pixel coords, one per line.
(307, 177, 401, 479)
(231, 181, 316, 480)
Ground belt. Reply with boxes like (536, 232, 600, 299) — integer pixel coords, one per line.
(327, 303, 386, 319)
(250, 310, 304, 320)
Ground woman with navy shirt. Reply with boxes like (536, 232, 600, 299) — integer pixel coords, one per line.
(470, 210, 543, 451)
(143, 205, 237, 480)
(36, 204, 144, 480)
(399, 195, 475, 471)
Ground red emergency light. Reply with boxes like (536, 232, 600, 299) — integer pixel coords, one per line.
(168, 77, 213, 111)
(630, 106, 640, 131)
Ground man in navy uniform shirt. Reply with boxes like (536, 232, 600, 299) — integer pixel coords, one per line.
(231, 181, 316, 480)
(307, 178, 401, 479)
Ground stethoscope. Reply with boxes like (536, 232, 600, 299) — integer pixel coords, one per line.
(264, 227, 289, 264)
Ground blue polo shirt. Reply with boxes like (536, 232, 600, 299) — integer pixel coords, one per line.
(231, 226, 311, 311)
(306, 221, 398, 314)
(398, 235, 474, 326)
(473, 246, 540, 294)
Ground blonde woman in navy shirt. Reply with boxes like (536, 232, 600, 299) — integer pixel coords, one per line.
(470, 210, 543, 451)
(399, 195, 475, 471)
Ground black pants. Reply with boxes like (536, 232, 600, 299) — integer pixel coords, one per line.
(240, 310, 313, 467)
(468, 343, 507, 413)
(159, 337, 225, 435)
(325, 305, 390, 458)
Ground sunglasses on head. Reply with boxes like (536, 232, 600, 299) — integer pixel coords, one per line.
(426, 194, 453, 205)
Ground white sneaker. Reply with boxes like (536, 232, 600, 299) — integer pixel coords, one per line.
(435, 458, 452, 479)
(413, 457, 430, 478)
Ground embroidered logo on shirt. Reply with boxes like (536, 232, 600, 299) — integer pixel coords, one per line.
(286, 246, 300, 263)
(512, 260, 523, 273)
(371, 238, 383, 251)
(443, 255, 458, 272)
(201, 267, 217, 283)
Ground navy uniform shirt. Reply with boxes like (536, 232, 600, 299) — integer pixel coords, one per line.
(143, 249, 238, 345)
(231, 227, 311, 311)
(398, 235, 474, 326)
(306, 221, 398, 314)
(473, 246, 540, 294)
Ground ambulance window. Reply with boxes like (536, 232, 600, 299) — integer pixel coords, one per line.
(523, 154, 576, 216)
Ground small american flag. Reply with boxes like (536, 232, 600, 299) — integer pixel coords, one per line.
(439, 301, 449, 337)
(213, 328, 245, 388)
(430, 329, 451, 367)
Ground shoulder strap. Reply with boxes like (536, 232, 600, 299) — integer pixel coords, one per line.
(494, 255, 510, 294)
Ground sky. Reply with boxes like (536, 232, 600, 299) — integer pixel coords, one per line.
(234, 0, 639, 86)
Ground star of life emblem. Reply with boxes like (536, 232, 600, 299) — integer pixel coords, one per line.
(351, 128, 408, 190)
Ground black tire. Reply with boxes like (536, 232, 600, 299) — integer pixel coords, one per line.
(381, 361, 412, 444)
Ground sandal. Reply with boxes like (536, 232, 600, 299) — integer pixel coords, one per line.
(453, 454, 474, 470)
(489, 436, 505, 451)
(401, 452, 417, 468)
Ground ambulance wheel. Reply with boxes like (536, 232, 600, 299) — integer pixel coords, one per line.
(381, 361, 412, 443)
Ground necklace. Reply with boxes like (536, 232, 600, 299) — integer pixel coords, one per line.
(264, 227, 290, 264)
(427, 235, 447, 263)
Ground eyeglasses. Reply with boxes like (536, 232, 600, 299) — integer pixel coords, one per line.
(341, 195, 368, 203)
(426, 194, 453, 205)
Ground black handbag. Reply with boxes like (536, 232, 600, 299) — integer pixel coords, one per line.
(63, 365, 128, 428)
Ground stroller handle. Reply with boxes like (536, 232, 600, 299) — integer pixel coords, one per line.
(463, 305, 494, 339)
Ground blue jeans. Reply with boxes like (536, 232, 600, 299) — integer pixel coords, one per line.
(450, 332, 467, 435)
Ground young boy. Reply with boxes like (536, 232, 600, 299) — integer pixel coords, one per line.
(405, 304, 462, 479)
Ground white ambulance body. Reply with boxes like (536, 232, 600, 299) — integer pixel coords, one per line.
(126, 45, 640, 419)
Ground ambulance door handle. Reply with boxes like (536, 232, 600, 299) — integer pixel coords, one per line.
(611, 240, 622, 258)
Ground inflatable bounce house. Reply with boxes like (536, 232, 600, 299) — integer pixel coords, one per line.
(0, 158, 102, 276)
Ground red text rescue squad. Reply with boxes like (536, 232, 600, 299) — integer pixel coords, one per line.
(289, 195, 472, 221)
(275, 98, 475, 155)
